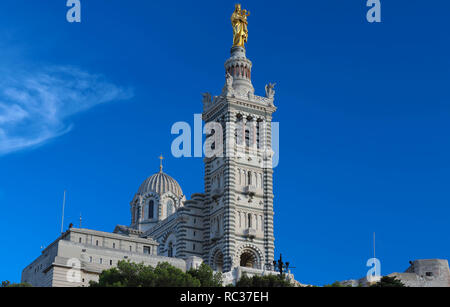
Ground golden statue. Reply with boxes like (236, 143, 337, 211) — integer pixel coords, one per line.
(231, 4, 250, 48)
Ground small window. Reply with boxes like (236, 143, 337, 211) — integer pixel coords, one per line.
(110, 260, 113, 265)
(99, 258, 103, 264)
(130, 246, 132, 251)
(113, 243, 116, 249)
(143, 246, 151, 254)
(193, 244, 196, 251)
(79, 238, 82, 243)
(96, 240, 99, 246)
(256, 121, 261, 148)
(168, 242, 174, 258)
(167, 200, 174, 216)
(426, 272, 433, 277)
(89, 256, 92, 263)
(245, 129, 250, 147)
(193, 231, 196, 236)
(148, 200, 154, 219)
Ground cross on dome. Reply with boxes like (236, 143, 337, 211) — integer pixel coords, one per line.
(159, 154, 164, 173)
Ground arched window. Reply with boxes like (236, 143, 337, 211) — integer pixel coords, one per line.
(167, 200, 174, 216)
(148, 200, 154, 219)
(214, 251, 224, 272)
(135, 205, 140, 223)
(168, 242, 174, 258)
(240, 251, 256, 268)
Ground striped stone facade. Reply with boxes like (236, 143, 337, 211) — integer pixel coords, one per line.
(200, 46, 277, 272)
(138, 45, 277, 273)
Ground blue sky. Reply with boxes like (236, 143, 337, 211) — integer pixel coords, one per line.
(0, 0, 449, 285)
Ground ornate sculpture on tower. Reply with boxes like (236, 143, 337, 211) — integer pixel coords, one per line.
(265, 83, 276, 99)
(222, 72, 234, 97)
(231, 4, 250, 48)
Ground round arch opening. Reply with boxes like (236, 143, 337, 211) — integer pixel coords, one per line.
(239, 249, 259, 269)
(213, 250, 224, 272)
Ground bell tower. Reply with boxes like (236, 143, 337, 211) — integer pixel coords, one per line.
(202, 4, 277, 273)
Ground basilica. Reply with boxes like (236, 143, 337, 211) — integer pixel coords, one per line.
(21, 5, 286, 287)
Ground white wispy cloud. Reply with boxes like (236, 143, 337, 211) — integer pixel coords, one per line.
(0, 66, 133, 155)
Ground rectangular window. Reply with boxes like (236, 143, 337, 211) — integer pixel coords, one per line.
(96, 240, 99, 246)
(99, 258, 103, 264)
(193, 244, 196, 250)
(113, 243, 116, 249)
(245, 129, 250, 147)
(257, 122, 260, 148)
(143, 246, 151, 254)
(89, 256, 92, 263)
(148, 200, 154, 219)
(110, 260, 113, 265)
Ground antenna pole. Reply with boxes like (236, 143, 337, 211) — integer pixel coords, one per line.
(373, 232, 376, 259)
(61, 190, 66, 234)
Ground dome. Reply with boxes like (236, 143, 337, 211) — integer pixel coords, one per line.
(137, 169, 183, 198)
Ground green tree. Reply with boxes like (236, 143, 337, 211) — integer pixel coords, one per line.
(7, 283, 33, 287)
(370, 276, 406, 287)
(153, 262, 200, 287)
(324, 281, 350, 287)
(1, 280, 32, 287)
(187, 263, 223, 287)
(90, 261, 221, 287)
(235, 274, 292, 287)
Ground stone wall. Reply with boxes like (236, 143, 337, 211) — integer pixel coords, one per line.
(340, 259, 450, 287)
(392, 259, 450, 287)
(22, 228, 186, 287)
